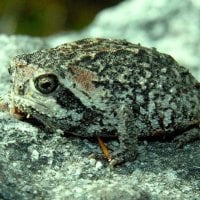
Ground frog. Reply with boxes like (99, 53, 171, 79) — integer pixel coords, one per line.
(8, 38, 200, 166)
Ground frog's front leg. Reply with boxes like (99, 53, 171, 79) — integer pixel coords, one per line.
(110, 105, 138, 166)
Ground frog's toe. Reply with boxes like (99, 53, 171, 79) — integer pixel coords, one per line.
(109, 149, 138, 167)
(89, 152, 108, 162)
(173, 127, 200, 147)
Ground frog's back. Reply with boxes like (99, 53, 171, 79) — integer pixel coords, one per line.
(61, 38, 200, 136)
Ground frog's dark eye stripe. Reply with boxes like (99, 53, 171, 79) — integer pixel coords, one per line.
(34, 74, 59, 94)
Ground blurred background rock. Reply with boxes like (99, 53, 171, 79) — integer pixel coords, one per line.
(0, 0, 122, 36)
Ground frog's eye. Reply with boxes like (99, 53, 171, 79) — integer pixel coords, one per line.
(34, 74, 58, 94)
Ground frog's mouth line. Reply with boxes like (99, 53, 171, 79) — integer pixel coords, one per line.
(11, 105, 50, 131)
(11, 106, 31, 120)
(9, 95, 48, 121)
(10, 95, 55, 118)
(10, 95, 71, 122)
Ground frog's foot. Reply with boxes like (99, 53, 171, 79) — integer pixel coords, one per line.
(94, 136, 138, 166)
(174, 127, 200, 147)
(109, 148, 138, 166)
(89, 152, 108, 161)
(90, 145, 137, 167)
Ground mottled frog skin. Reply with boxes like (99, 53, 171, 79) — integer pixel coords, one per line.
(9, 38, 200, 165)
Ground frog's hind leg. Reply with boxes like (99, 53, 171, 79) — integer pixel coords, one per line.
(173, 126, 200, 147)
(109, 105, 138, 166)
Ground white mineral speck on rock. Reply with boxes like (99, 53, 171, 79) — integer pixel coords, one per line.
(74, 168, 82, 177)
(89, 158, 96, 166)
(31, 149, 39, 161)
(95, 161, 103, 170)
